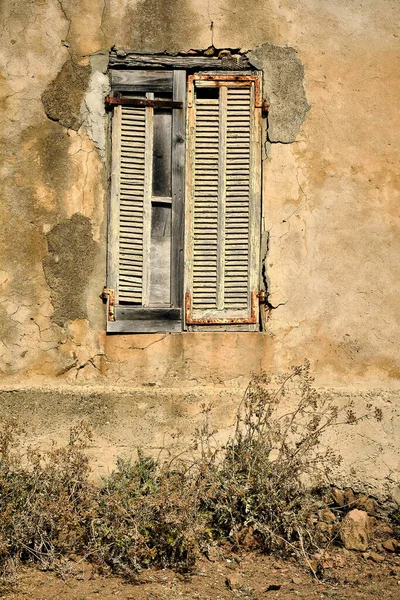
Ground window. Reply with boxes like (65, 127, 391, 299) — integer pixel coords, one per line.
(104, 65, 262, 333)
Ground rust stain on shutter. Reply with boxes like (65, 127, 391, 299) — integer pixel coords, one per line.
(185, 291, 258, 324)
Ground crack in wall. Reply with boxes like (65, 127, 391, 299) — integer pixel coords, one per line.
(207, 0, 214, 47)
(99, 0, 107, 45)
(129, 335, 168, 351)
(56, 0, 75, 63)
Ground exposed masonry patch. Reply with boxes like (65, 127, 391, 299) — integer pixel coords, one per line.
(42, 60, 91, 130)
(247, 43, 310, 144)
(42, 214, 98, 327)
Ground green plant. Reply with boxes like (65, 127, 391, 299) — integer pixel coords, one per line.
(390, 509, 400, 540)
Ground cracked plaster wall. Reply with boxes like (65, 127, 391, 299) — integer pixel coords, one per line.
(0, 0, 399, 494)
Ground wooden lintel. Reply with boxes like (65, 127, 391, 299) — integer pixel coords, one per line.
(106, 96, 182, 109)
(109, 52, 252, 71)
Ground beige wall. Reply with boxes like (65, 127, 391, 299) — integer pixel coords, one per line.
(0, 0, 399, 496)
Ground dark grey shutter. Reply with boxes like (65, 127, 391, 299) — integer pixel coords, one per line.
(185, 75, 262, 331)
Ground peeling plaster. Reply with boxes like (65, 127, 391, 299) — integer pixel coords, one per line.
(42, 214, 98, 326)
(41, 60, 91, 131)
(81, 70, 110, 156)
(248, 43, 310, 143)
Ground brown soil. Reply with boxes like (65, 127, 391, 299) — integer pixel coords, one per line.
(2, 547, 400, 600)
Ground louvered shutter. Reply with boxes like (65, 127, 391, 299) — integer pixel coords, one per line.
(117, 105, 147, 303)
(185, 75, 262, 330)
(106, 71, 186, 333)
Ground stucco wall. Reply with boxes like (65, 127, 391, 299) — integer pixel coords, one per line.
(0, 0, 399, 497)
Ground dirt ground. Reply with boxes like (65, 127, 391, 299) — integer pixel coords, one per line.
(2, 547, 400, 600)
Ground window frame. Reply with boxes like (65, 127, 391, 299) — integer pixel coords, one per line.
(106, 70, 186, 333)
(105, 59, 263, 334)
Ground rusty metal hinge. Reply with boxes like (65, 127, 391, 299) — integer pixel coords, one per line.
(101, 287, 115, 322)
(257, 290, 267, 304)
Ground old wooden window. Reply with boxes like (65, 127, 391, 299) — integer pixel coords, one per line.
(105, 68, 262, 333)
(106, 70, 186, 333)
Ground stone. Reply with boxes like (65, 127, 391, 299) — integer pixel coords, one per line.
(344, 488, 356, 507)
(292, 576, 302, 584)
(225, 573, 241, 590)
(241, 526, 258, 550)
(356, 494, 376, 514)
(320, 508, 337, 524)
(382, 539, 397, 552)
(205, 545, 220, 562)
(316, 521, 334, 543)
(368, 551, 385, 563)
(373, 521, 394, 538)
(331, 488, 346, 507)
(340, 509, 370, 551)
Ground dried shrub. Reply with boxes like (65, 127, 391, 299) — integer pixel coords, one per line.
(0, 421, 94, 573)
(189, 361, 383, 559)
(88, 452, 208, 576)
(0, 362, 386, 585)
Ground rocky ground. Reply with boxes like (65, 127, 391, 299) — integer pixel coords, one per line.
(2, 487, 399, 599)
(2, 546, 400, 600)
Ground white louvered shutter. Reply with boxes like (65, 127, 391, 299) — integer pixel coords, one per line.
(186, 76, 261, 328)
(117, 105, 147, 303)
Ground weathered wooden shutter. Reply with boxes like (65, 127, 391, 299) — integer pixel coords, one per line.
(185, 75, 262, 331)
(106, 71, 186, 333)
(116, 104, 147, 304)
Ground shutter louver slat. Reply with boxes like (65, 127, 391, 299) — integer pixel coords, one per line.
(118, 106, 146, 303)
